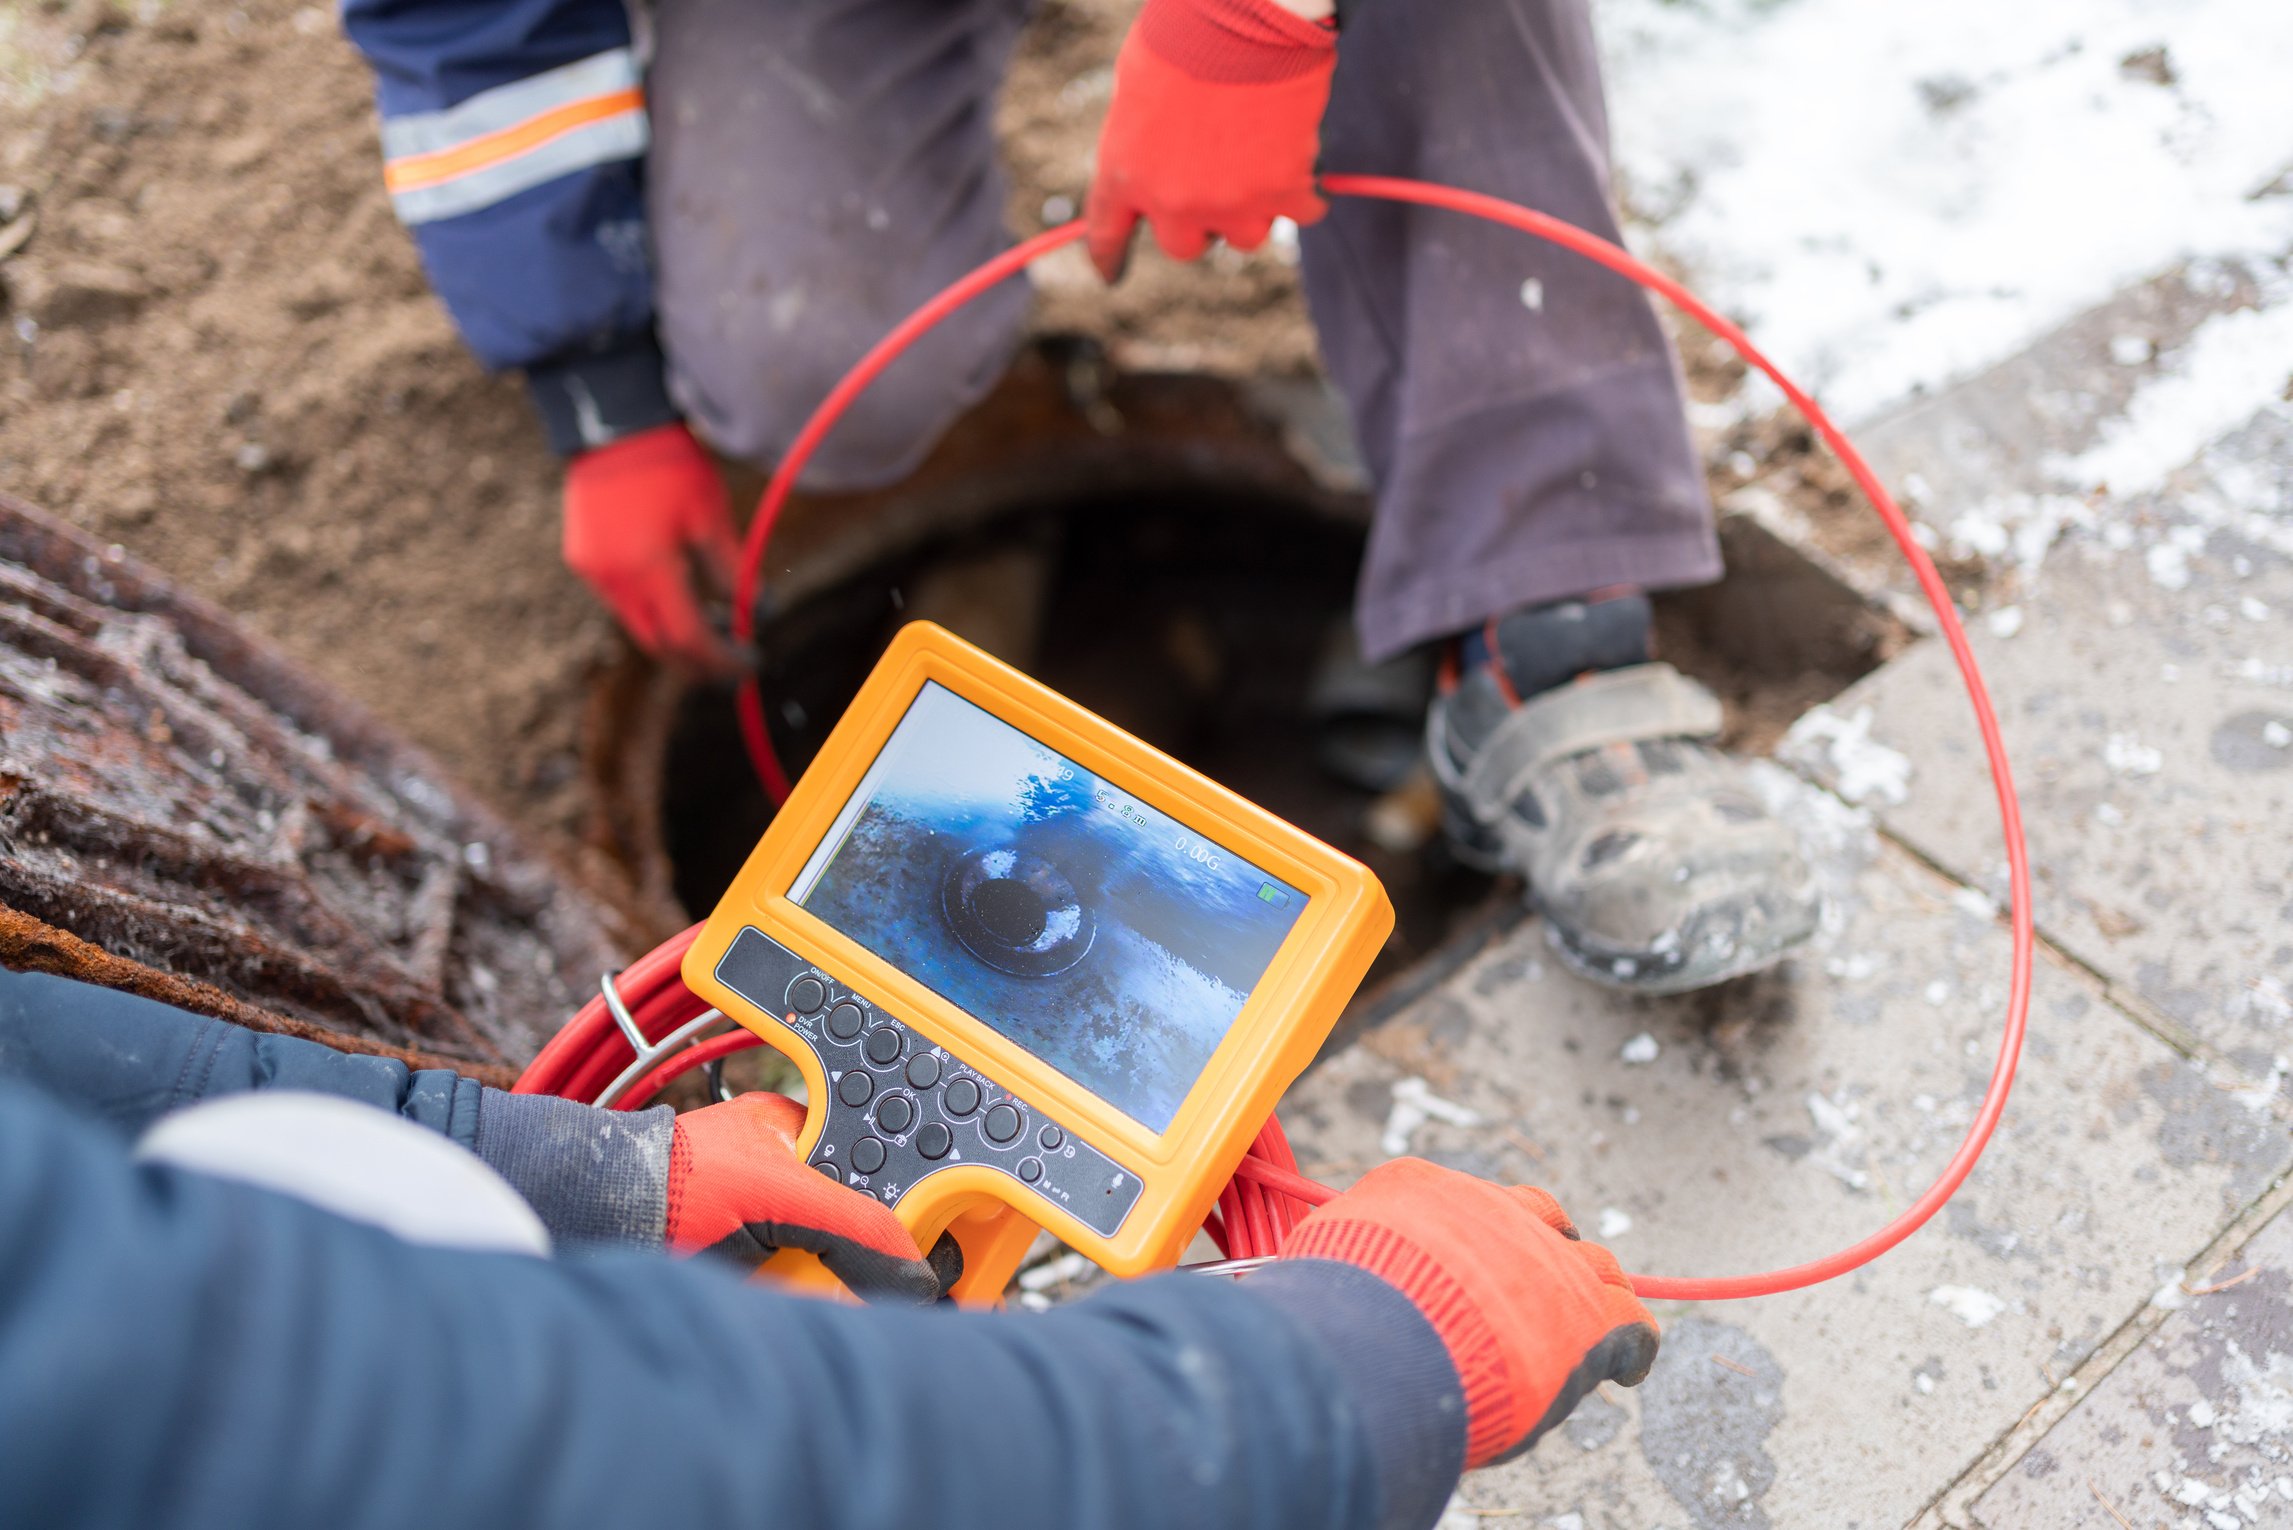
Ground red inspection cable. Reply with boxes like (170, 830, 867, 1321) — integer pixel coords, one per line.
(561, 174, 2032, 1303)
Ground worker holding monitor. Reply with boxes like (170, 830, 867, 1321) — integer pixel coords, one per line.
(0, 960, 1656, 1529)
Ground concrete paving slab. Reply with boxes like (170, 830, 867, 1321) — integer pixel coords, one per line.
(1784, 408, 2293, 1064)
(1850, 260, 2275, 536)
(1969, 1198, 2293, 1529)
(1279, 813, 2289, 1529)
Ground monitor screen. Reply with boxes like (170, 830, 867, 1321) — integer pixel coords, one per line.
(789, 682, 1306, 1133)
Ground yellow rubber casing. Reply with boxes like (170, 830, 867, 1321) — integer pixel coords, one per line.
(683, 622, 1393, 1302)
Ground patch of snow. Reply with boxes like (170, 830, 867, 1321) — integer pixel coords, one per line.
(2146, 531, 2198, 591)
(1952, 886, 1998, 921)
(2104, 733, 2165, 776)
(1382, 1076, 1483, 1156)
(2237, 978, 2293, 1028)
(1986, 605, 2025, 638)
(2220, 1056, 2288, 1114)
(1597, 1207, 1633, 1239)
(2051, 293, 2293, 502)
(1597, 0, 2293, 421)
(1928, 1284, 2007, 1327)
(1825, 952, 1880, 982)
(1620, 1033, 1660, 1065)
(2109, 334, 2156, 366)
(2210, 1342, 2293, 1451)
(1782, 705, 1912, 806)
(1945, 493, 2096, 577)
(1807, 1091, 1859, 1142)
(2264, 721, 2291, 749)
(1805, 1090, 1872, 1191)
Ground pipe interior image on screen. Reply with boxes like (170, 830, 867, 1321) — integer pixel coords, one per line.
(790, 682, 1305, 1132)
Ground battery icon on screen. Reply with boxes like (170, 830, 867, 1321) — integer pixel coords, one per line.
(1257, 884, 1287, 907)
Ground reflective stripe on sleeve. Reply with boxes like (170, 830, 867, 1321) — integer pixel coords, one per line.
(382, 50, 649, 226)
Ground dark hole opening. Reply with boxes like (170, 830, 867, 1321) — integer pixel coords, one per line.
(660, 481, 1904, 995)
(665, 487, 1494, 985)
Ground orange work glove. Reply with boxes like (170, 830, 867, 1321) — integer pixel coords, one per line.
(665, 1093, 944, 1304)
(561, 422, 743, 675)
(1084, 0, 1337, 282)
(1281, 1159, 1659, 1467)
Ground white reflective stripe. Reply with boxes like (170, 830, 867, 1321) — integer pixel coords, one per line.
(390, 110, 649, 226)
(380, 48, 641, 162)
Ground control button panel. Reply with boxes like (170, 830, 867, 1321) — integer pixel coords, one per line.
(714, 927, 1144, 1238)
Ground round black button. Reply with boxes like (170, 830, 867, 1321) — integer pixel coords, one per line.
(836, 1070, 874, 1108)
(864, 1027, 903, 1067)
(814, 1159, 843, 1181)
(1018, 1157, 1044, 1184)
(788, 975, 828, 1015)
(904, 1053, 942, 1091)
(943, 1077, 982, 1116)
(916, 1122, 953, 1160)
(1037, 1124, 1064, 1152)
(983, 1103, 1023, 1145)
(876, 1094, 916, 1135)
(825, 1002, 865, 1041)
(851, 1137, 887, 1175)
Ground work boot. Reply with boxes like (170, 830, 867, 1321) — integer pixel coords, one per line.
(1427, 594, 1819, 994)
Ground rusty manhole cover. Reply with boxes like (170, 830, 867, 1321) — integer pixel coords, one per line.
(0, 491, 630, 1083)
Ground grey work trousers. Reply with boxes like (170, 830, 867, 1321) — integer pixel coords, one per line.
(647, 0, 1718, 661)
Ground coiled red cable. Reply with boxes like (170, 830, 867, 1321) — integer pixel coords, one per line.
(529, 175, 2033, 1302)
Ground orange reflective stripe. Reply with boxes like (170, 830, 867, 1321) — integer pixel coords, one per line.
(384, 88, 645, 194)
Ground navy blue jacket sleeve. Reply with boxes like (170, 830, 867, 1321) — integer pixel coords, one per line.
(0, 1081, 1461, 1530)
(0, 966, 671, 1249)
(337, 0, 680, 453)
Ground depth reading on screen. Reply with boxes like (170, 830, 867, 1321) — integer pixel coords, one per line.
(788, 683, 1305, 1133)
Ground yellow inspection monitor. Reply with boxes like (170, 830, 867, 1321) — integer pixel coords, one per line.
(683, 622, 1393, 1301)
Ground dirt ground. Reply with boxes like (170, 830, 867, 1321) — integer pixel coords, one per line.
(0, 0, 1330, 866)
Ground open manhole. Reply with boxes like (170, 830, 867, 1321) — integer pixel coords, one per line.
(592, 352, 1910, 1001)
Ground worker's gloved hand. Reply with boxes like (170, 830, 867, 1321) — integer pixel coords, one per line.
(1085, 0, 1337, 282)
(1281, 1159, 1659, 1467)
(561, 422, 743, 675)
(666, 1093, 944, 1304)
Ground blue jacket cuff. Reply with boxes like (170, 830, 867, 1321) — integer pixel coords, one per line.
(469, 1089, 673, 1250)
(525, 336, 680, 457)
(1237, 1259, 1468, 1530)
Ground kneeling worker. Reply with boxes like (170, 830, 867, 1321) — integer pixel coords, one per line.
(343, 0, 1817, 995)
